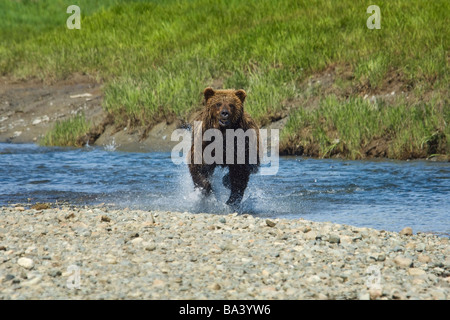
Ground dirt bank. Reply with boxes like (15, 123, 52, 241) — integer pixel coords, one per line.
(0, 74, 104, 144)
(0, 74, 178, 152)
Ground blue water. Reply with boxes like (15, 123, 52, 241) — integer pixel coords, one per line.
(0, 143, 449, 236)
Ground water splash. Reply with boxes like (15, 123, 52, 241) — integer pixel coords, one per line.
(103, 137, 119, 152)
(149, 166, 234, 214)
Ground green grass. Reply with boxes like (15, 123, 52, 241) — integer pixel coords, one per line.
(40, 114, 91, 147)
(282, 96, 449, 159)
(0, 0, 129, 43)
(1, 0, 449, 156)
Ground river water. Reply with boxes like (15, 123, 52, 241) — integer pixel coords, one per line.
(0, 143, 449, 235)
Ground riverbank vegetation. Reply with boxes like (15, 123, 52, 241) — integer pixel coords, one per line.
(39, 114, 91, 147)
(1, 0, 448, 159)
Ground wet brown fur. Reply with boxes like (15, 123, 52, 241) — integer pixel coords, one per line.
(188, 88, 260, 207)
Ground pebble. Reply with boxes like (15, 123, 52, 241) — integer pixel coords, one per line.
(302, 226, 312, 233)
(0, 205, 448, 300)
(359, 292, 370, 300)
(328, 234, 340, 244)
(304, 231, 318, 241)
(130, 237, 144, 246)
(369, 288, 382, 300)
(418, 254, 431, 263)
(416, 243, 426, 252)
(23, 276, 42, 286)
(5, 274, 15, 281)
(152, 279, 165, 287)
(376, 254, 386, 262)
(100, 215, 111, 222)
(430, 289, 446, 300)
(266, 219, 276, 227)
(31, 203, 50, 210)
(210, 283, 221, 290)
(17, 257, 34, 270)
(48, 270, 62, 277)
(399, 227, 413, 236)
(394, 256, 413, 268)
(408, 268, 426, 276)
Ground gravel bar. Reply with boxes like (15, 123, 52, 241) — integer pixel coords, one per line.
(0, 205, 449, 300)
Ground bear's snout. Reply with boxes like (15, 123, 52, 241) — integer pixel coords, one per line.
(220, 110, 229, 118)
(219, 107, 231, 126)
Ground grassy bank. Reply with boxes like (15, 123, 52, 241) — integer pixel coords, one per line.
(39, 114, 91, 147)
(281, 97, 449, 159)
(1, 0, 449, 158)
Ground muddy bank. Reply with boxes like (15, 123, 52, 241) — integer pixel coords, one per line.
(0, 74, 178, 152)
(0, 74, 104, 144)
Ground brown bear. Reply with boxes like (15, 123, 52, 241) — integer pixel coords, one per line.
(188, 87, 260, 207)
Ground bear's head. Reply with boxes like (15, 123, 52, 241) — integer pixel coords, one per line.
(203, 87, 246, 129)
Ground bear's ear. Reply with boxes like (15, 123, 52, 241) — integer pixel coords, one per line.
(203, 87, 215, 103)
(234, 89, 246, 103)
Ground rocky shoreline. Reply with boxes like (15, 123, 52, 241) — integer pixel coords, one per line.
(0, 205, 448, 300)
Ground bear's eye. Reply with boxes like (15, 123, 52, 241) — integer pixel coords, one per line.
(215, 103, 222, 108)
(229, 104, 235, 109)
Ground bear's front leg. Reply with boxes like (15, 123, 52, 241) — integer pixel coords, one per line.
(226, 165, 250, 207)
(189, 164, 215, 195)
